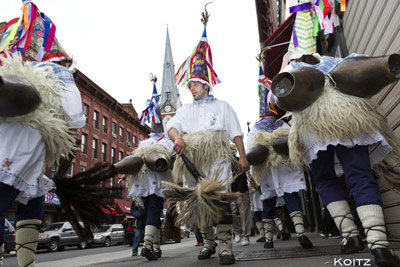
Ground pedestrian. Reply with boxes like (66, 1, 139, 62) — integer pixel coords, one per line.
(166, 5, 249, 265)
(131, 197, 146, 256)
(127, 75, 174, 261)
(122, 217, 129, 245)
(231, 168, 252, 246)
(269, 52, 400, 266)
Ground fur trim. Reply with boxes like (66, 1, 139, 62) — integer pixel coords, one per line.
(250, 128, 292, 183)
(288, 78, 400, 170)
(0, 54, 75, 165)
(126, 144, 172, 191)
(172, 131, 235, 184)
(162, 166, 239, 227)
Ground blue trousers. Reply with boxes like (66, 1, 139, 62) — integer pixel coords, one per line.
(253, 211, 262, 223)
(262, 192, 302, 219)
(309, 144, 382, 207)
(0, 183, 45, 246)
(142, 194, 164, 228)
(132, 228, 143, 253)
(195, 228, 203, 243)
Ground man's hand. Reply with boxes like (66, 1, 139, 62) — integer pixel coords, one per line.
(237, 156, 249, 174)
(173, 137, 185, 155)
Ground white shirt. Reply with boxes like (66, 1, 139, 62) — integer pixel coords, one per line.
(165, 99, 243, 140)
(128, 135, 174, 198)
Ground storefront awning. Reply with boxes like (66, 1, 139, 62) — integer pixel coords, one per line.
(263, 13, 296, 79)
(114, 199, 131, 214)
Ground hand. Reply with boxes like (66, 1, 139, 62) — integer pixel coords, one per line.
(173, 137, 185, 155)
(237, 156, 250, 174)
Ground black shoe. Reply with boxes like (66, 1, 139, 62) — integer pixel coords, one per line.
(198, 247, 216, 260)
(132, 252, 138, 256)
(298, 235, 313, 248)
(219, 254, 235, 265)
(371, 247, 400, 267)
(141, 247, 158, 261)
(155, 250, 162, 258)
(264, 241, 274, 248)
(281, 230, 291, 240)
(341, 236, 365, 254)
(256, 236, 266, 243)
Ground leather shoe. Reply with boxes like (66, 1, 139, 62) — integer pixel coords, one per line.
(198, 247, 216, 260)
(341, 235, 365, 254)
(298, 235, 313, 248)
(219, 254, 235, 265)
(371, 247, 400, 267)
(256, 236, 266, 242)
(141, 247, 158, 261)
(264, 241, 274, 248)
(155, 249, 162, 258)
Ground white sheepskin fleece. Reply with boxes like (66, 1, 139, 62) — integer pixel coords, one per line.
(288, 78, 400, 168)
(126, 144, 172, 190)
(250, 127, 292, 183)
(172, 130, 235, 184)
(0, 54, 75, 165)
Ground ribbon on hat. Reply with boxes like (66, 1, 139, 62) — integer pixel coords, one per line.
(139, 94, 161, 126)
(0, 1, 66, 62)
(258, 65, 277, 118)
(289, 0, 335, 48)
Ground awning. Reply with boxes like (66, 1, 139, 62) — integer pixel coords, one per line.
(114, 199, 131, 214)
(263, 13, 296, 79)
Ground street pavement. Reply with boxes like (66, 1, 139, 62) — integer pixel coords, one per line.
(11, 232, 395, 267)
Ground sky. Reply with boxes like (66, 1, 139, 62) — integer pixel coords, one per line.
(1, 0, 262, 145)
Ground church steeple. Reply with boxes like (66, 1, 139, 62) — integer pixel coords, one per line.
(159, 27, 181, 115)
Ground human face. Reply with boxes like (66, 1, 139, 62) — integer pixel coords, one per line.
(189, 81, 209, 100)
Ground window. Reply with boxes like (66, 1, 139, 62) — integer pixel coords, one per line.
(80, 166, 86, 172)
(83, 104, 89, 123)
(111, 147, 116, 164)
(81, 133, 87, 154)
(67, 164, 73, 178)
(93, 111, 99, 129)
(112, 122, 117, 138)
(103, 116, 108, 133)
(110, 177, 113, 187)
(119, 151, 123, 161)
(166, 92, 171, 100)
(102, 143, 107, 162)
(126, 132, 131, 145)
(119, 127, 123, 142)
(92, 138, 98, 159)
(133, 135, 137, 147)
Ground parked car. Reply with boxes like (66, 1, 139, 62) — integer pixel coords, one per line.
(3, 218, 16, 253)
(92, 224, 125, 247)
(37, 222, 88, 252)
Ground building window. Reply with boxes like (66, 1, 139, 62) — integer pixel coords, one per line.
(80, 166, 86, 172)
(67, 164, 73, 178)
(102, 143, 107, 162)
(112, 122, 117, 138)
(103, 116, 108, 133)
(119, 151, 123, 161)
(93, 111, 99, 129)
(92, 138, 98, 159)
(133, 135, 137, 147)
(119, 127, 123, 143)
(127, 132, 131, 146)
(166, 92, 171, 100)
(83, 104, 89, 123)
(81, 133, 87, 154)
(110, 177, 113, 187)
(111, 147, 116, 164)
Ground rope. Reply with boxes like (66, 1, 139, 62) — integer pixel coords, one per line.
(364, 224, 389, 250)
(290, 211, 306, 236)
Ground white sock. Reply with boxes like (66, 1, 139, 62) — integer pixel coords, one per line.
(327, 200, 359, 238)
(16, 219, 41, 267)
(357, 204, 389, 250)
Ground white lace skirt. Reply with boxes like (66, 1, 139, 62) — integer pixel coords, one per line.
(0, 122, 54, 204)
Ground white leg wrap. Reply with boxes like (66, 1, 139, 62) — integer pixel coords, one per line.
(290, 211, 306, 237)
(16, 219, 41, 267)
(256, 221, 265, 237)
(143, 225, 157, 250)
(327, 200, 359, 238)
(216, 224, 233, 256)
(357, 204, 389, 250)
(200, 225, 215, 252)
(153, 228, 161, 251)
(263, 219, 275, 242)
(274, 218, 283, 231)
